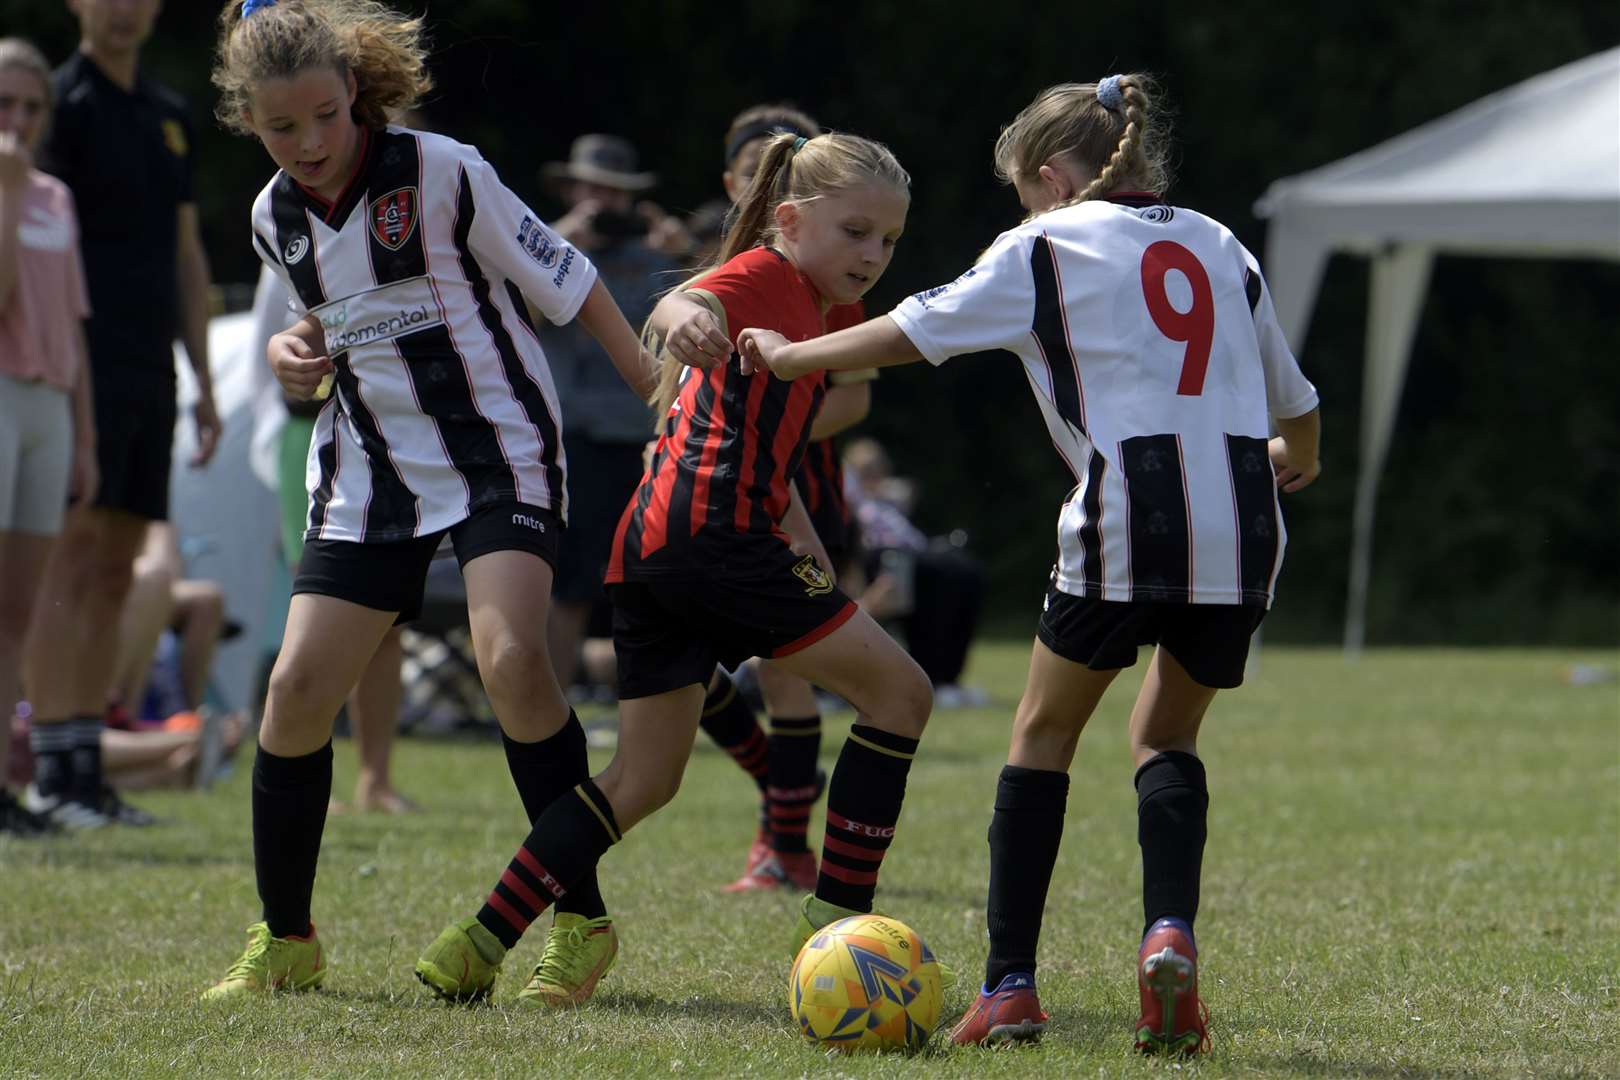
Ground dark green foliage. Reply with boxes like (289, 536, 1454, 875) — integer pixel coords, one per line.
(6, 0, 1614, 642)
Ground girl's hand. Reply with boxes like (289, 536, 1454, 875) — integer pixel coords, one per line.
(737, 328, 793, 378)
(1268, 435, 1321, 492)
(269, 330, 334, 400)
(664, 302, 731, 371)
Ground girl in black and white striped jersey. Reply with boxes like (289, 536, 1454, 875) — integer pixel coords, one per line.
(202, 0, 656, 1002)
(738, 75, 1321, 1054)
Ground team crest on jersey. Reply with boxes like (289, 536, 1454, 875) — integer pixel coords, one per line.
(792, 554, 834, 597)
(370, 188, 418, 250)
(517, 216, 560, 268)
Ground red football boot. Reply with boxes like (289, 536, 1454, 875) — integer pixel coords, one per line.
(1134, 919, 1210, 1055)
(722, 849, 817, 892)
(949, 972, 1048, 1046)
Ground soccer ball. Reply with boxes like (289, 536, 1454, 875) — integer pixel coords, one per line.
(789, 914, 944, 1053)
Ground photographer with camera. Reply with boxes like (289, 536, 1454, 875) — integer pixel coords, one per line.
(540, 135, 685, 692)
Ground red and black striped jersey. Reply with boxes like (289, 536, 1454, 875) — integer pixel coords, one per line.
(606, 247, 829, 582)
(791, 301, 869, 548)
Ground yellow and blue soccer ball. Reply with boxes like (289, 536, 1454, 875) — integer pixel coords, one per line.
(788, 914, 943, 1053)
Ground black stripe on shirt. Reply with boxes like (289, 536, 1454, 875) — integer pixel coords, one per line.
(1120, 433, 1190, 602)
(269, 175, 326, 310)
(452, 164, 565, 509)
(1030, 235, 1086, 438)
(330, 355, 420, 540)
(307, 406, 339, 537)
(1076, 448, 1107, 599)
(1244, 268, 1263, 315)
(370, 133, 518, 511)
(1225, 434, 1279, 599)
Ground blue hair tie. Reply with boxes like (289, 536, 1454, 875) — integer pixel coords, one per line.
(1097, 75, 1124, 110)
(242, 0, 279, 17)
(791, 135, 808, 154)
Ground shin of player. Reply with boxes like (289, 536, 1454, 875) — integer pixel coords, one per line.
(203, 0, 656, 1002)
(740, 75, 1321, 1052)
(420, 130, 927, 1004)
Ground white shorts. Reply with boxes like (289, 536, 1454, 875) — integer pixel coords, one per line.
(0, 373, 73, 535)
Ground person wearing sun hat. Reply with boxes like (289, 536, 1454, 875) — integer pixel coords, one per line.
(539, 135, 687, 694)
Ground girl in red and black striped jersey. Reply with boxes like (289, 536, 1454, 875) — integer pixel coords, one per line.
(202, 0, 657, 1004)
(664, 104, 879, 894)
(741, 76, 1322, 1053)
(427, 130, 928, 998)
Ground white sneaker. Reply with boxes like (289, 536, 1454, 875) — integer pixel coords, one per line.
(23, 785, 111, 830)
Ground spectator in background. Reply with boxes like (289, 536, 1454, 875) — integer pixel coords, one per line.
(844, 437, 988, 707)
(0, 38, 97, 835)
(539, 135, 679, 689)
(22, 0, 220, 828)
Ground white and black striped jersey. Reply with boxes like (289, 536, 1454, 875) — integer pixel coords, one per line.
(889, 194, 1318, 607)
(250, 126, 597, 543)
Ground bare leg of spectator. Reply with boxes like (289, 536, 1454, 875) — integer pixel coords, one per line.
(23, 507, 148, 817)
(172, 578, 226, 709)
(546, 599, 591, 692)
(348, 626, 415, 813)
(111, 523, 177, 714)
(1, 529, 56, 792)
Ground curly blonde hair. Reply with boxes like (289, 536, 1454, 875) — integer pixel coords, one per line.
(993, 75, 1171, 218)
(213, 0, 432, 135)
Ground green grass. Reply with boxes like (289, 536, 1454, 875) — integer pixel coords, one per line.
(2, 644, 1617, 1077)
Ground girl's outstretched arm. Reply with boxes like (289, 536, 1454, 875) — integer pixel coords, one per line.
(574, 277, 660, 403)
(738, 315, 921, 381)
(646, 288, 731, 371)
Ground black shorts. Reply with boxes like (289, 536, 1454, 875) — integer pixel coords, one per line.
(554, 435, 646, 606)
(92, 381, 176, 521)
(1036, 584, 1265, 690)
(609, 546, 857, 700)
(293, 500, 560, 624)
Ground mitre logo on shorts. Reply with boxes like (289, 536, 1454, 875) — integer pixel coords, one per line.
(370, 187, 418, 250)
(510, 512, 547, 532)
(792, 554, 834, 597)
(517, 216, 560, 268)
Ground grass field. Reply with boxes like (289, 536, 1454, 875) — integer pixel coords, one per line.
(2, 643, 1616, 1078)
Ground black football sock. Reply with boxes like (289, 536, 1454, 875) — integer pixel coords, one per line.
(475, 779, 620, 951)
(984, 764, 1069, 991)
(815, 724, 919, 912)
(501, 712, 606, 919)
(1135, 751, 1208, 939)
(766, 714, 820, 854)
(26, 718, 74, 799)
(68, 713, 104, 804)
(252, 740, 333, 939)
(700, 670, 769, 795)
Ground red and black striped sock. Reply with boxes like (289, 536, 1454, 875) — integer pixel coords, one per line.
(816, 724, 919, 912)
(766, 713, 820, 854)
(475, 778, 621, 950)
(501, 711, 606, 920)
(699, 671, 769, 795)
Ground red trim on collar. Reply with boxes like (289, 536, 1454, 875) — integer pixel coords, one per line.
(294, 127, 373, 221)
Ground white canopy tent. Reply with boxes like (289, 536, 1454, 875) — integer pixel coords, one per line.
(1254, 47, 1620, 653)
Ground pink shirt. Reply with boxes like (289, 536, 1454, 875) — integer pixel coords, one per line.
(0, 171, 90, 392)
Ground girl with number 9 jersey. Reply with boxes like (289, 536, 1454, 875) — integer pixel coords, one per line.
(739, 74, 1321, 1055)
